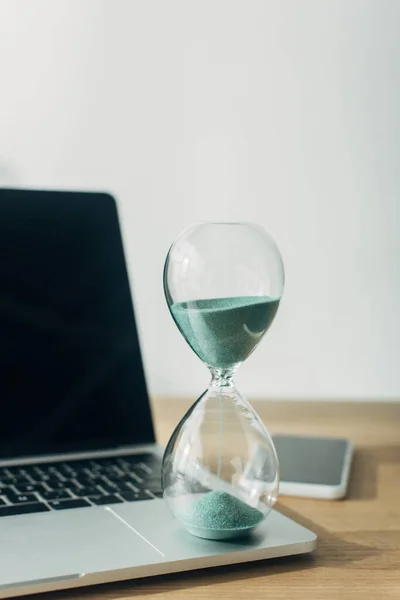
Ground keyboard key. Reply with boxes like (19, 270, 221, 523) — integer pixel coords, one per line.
(47, 470, 66, 482)
(0, 503, 50, 517)
(39, 490, 72, 501)
(91, 460, 119, 471)
(6, 493, 38, 504)
(48, 499, 91, 510)
(121, 491, 152, 502)
(74, 487, 102, 497)
(2, 466, 19, 475)
(107, 466, 125, 476)
(111, 482, 138, 493)
(0, 486, 13, 496)
(57, 464, 75, 477)
(64, 487, 81, 497)
(84, 470, 103, 479)
(101, 471, 125, 481)
(20, 470, 38, 481)
(47, 479, 70, 490)
(111, 474, 138, 484)
(11, 476, 32, 485)
(0, 477, 14, 486)
(120, 477, 141, 486)
(132, 464, 153, 476)
(18, 465, 39, 477)
(104, 474, 124, 483)
(35, 473, 50, 482)
(91, 495, 123, 505)
(99, 482, 119, 494)
(74, 476, 99, 487)
(15, 483, 45, 494)
(45, 465, 63, 474)
(0, 498, 5, 506)
(64, 480, 80, 490)
(63, 469, 78, 479)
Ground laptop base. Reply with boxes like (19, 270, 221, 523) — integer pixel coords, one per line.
(0, 500, 316, 599)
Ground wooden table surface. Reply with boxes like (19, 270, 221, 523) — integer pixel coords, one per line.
(46, 399, 400, 600)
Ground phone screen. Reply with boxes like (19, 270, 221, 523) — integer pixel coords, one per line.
(272, 435, 350, 486)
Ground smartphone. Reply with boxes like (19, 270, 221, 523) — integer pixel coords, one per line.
(272, 434, 353, 499)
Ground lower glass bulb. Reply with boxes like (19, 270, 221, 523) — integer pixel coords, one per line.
(162, 379, 279, 540)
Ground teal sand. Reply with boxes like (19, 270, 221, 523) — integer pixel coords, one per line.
(170, 296, 280, 368)
(178, 491, 264, 540)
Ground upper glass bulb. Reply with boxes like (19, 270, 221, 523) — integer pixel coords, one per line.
(162, 222, 284, 540)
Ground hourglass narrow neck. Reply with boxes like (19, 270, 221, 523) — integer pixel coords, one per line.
(209, 367, 236, 388)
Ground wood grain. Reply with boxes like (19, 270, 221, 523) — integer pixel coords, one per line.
(41, 400, 400, 600)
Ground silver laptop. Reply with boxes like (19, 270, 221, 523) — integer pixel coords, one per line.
(0, 189, 316, 599)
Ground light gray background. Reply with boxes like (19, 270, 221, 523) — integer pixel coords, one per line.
(0, 0, 398, 400)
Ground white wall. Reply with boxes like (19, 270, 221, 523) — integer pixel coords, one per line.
(0, 0, 399, 400)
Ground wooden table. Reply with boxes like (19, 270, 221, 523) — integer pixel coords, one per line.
(47, 400, 400, 600)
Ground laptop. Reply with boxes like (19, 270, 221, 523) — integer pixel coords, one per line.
(0, 189, 316, 598)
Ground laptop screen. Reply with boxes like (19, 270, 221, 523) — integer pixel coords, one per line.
(0, 189, 155, 460)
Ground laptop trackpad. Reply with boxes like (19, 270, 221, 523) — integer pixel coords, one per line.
(0, 507, 163, 589)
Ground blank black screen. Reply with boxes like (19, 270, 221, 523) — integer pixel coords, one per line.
(0, 189, 154, 459)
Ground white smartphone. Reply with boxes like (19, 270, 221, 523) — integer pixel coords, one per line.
(272, 434, 353, 499)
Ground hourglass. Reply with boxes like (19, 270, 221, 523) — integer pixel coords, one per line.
(162, 222, 284, 540)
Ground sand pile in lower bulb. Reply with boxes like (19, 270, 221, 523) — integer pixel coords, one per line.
(180, 491, 263, 532)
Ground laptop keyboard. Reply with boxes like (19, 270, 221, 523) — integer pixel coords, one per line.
(0, 453, 163, 518)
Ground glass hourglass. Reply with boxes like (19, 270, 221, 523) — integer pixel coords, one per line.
(162, 222, 284, 540)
